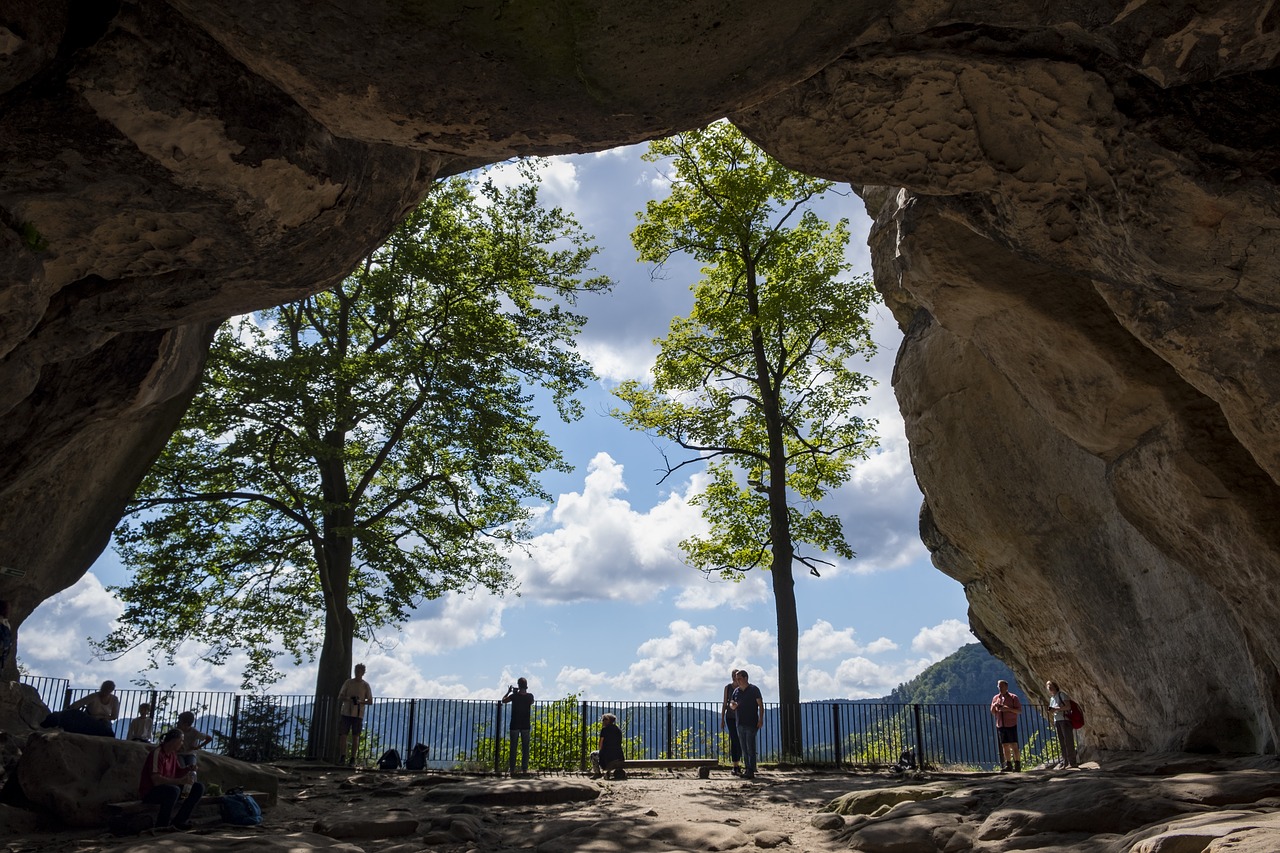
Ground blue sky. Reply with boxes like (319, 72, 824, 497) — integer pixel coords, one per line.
(20, 143, 973, 703)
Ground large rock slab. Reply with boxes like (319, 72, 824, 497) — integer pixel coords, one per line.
(116, 832, 364, 853)
(420, 776, 600, 807)
(17, 730, 282, 827)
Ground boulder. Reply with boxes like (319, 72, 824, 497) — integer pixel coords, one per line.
(16, 730, 281, 827)
(420, 777, 600, 807)
(0, 681, 48, 736)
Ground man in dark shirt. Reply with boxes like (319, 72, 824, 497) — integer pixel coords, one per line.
(501, 677, 535, 775)
(731, 670, 764, 780)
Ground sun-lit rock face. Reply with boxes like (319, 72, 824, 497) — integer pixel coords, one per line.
(737, 3, 1280, 752)
(3, 1, 1278, 754)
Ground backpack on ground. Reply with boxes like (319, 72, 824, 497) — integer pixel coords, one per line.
(219, 788, 263, 826)
(405, 743, 429, 770)
(376, 748, 402, 770)
(1066, 700, 1085, 730)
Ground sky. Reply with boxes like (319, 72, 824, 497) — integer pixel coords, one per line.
(19, 141, 974, 704)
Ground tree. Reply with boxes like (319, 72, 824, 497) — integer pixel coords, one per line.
(613, 123, 879, 759)
(98, 164, 610, 737)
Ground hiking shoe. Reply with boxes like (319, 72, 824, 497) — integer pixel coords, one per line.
(1000, 763, 1012, 773)
(1013, 761, 1021, 772)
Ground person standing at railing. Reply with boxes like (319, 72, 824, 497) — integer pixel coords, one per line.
(721, 669, 743, 776)
(1045, 680, 1079, 769)
(502, 677, 534, 775)
(69, 680, 120, 725)
(730, 670, 764, 781)
(990, 679, 1023, 772)
(337, 663, 373, 767)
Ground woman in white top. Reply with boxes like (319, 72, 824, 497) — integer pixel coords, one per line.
(70, 680, 120, 724)
(1045, 680, 1079, 768)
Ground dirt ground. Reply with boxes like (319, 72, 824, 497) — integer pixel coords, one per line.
(4, 765, 880, 853)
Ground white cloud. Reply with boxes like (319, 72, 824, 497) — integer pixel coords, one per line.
(911, 619, 975, 661)
(799, 620, 862, 661)
(507, 452, 709, 603)
(581, 338, 657, 384)
(865, 637, 899, 654)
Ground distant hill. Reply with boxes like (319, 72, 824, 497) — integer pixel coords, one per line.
(885, 643, 1021, 706)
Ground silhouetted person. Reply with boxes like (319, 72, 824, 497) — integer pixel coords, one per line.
(337, 663, 373, 766)
(731, 670, 764, 780)
(502, 677, 534, 775)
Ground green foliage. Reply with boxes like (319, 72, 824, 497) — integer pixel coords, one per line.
(19, 221, 48, 252)
(663, 725, 726, 760)
(612, 122, 879, 755)
(214, 695, 291, 762)
(887, 644, 1019, 705)
(97, 162, 611, 692)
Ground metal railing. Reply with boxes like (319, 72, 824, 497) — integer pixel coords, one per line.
(22, 676, 1062, 773)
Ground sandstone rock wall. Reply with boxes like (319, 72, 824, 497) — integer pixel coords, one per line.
(3, 1, 1278, 755)
(736, 3, 1280, 752)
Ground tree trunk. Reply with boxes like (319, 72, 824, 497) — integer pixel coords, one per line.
(307, 493, 355, 760)
(769, 509, 803, 759)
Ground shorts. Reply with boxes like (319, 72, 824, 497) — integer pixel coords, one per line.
(339, 715, 363, 736)
(997, 725, 1019, 744)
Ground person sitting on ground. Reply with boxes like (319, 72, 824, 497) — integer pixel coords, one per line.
(405, 742, 430, 771)
(589, 713, 625, 780)
(127, 703, 155, 743)
(139, 729, 205, 831)
(175, 711, 212, 770)
(69, 680, 120, 726)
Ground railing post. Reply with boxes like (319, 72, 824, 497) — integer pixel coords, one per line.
(230, 694, 241, 757)
(492, 702, 503, 776)
(580, 701, 589, 772)
(665, 702, 673, 759)
(912, 704, 926, 768)
(832, 703, 842, 767)
(407, 699, 417, 756)
(62, 686, 72, 711)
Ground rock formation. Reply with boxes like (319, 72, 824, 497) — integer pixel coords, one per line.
(1, 1, 1277, 755)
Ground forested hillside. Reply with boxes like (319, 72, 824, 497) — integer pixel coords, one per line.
(886, 643, 1020, 705)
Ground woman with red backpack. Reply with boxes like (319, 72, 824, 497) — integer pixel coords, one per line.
(1046, 680, 1081, 768)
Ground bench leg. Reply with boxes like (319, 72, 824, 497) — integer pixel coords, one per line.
(698, 766, 711, 779)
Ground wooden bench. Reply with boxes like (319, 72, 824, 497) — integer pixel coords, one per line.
(106, 790, 274, 818)
(611, 759, 719, 779)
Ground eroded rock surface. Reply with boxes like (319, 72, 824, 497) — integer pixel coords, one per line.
(2, 1, 1279, 758)
(16, 730, 282, 827)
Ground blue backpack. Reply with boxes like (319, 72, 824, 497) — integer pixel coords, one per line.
(219, 789, 262, 826)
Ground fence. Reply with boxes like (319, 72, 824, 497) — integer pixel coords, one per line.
(23, 676, 1062, 773)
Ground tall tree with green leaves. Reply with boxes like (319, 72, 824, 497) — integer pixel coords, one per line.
(100, 165, 610, 727)
(613, 123, 879, 759)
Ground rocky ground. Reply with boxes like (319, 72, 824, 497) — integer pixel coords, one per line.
(6, 753, 1280, 852)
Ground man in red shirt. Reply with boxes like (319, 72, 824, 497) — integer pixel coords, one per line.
(990, 679, 1023, 772)
(139, 729, 205, 829)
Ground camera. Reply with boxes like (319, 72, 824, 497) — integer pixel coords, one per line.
(508, 684, 517, 693)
